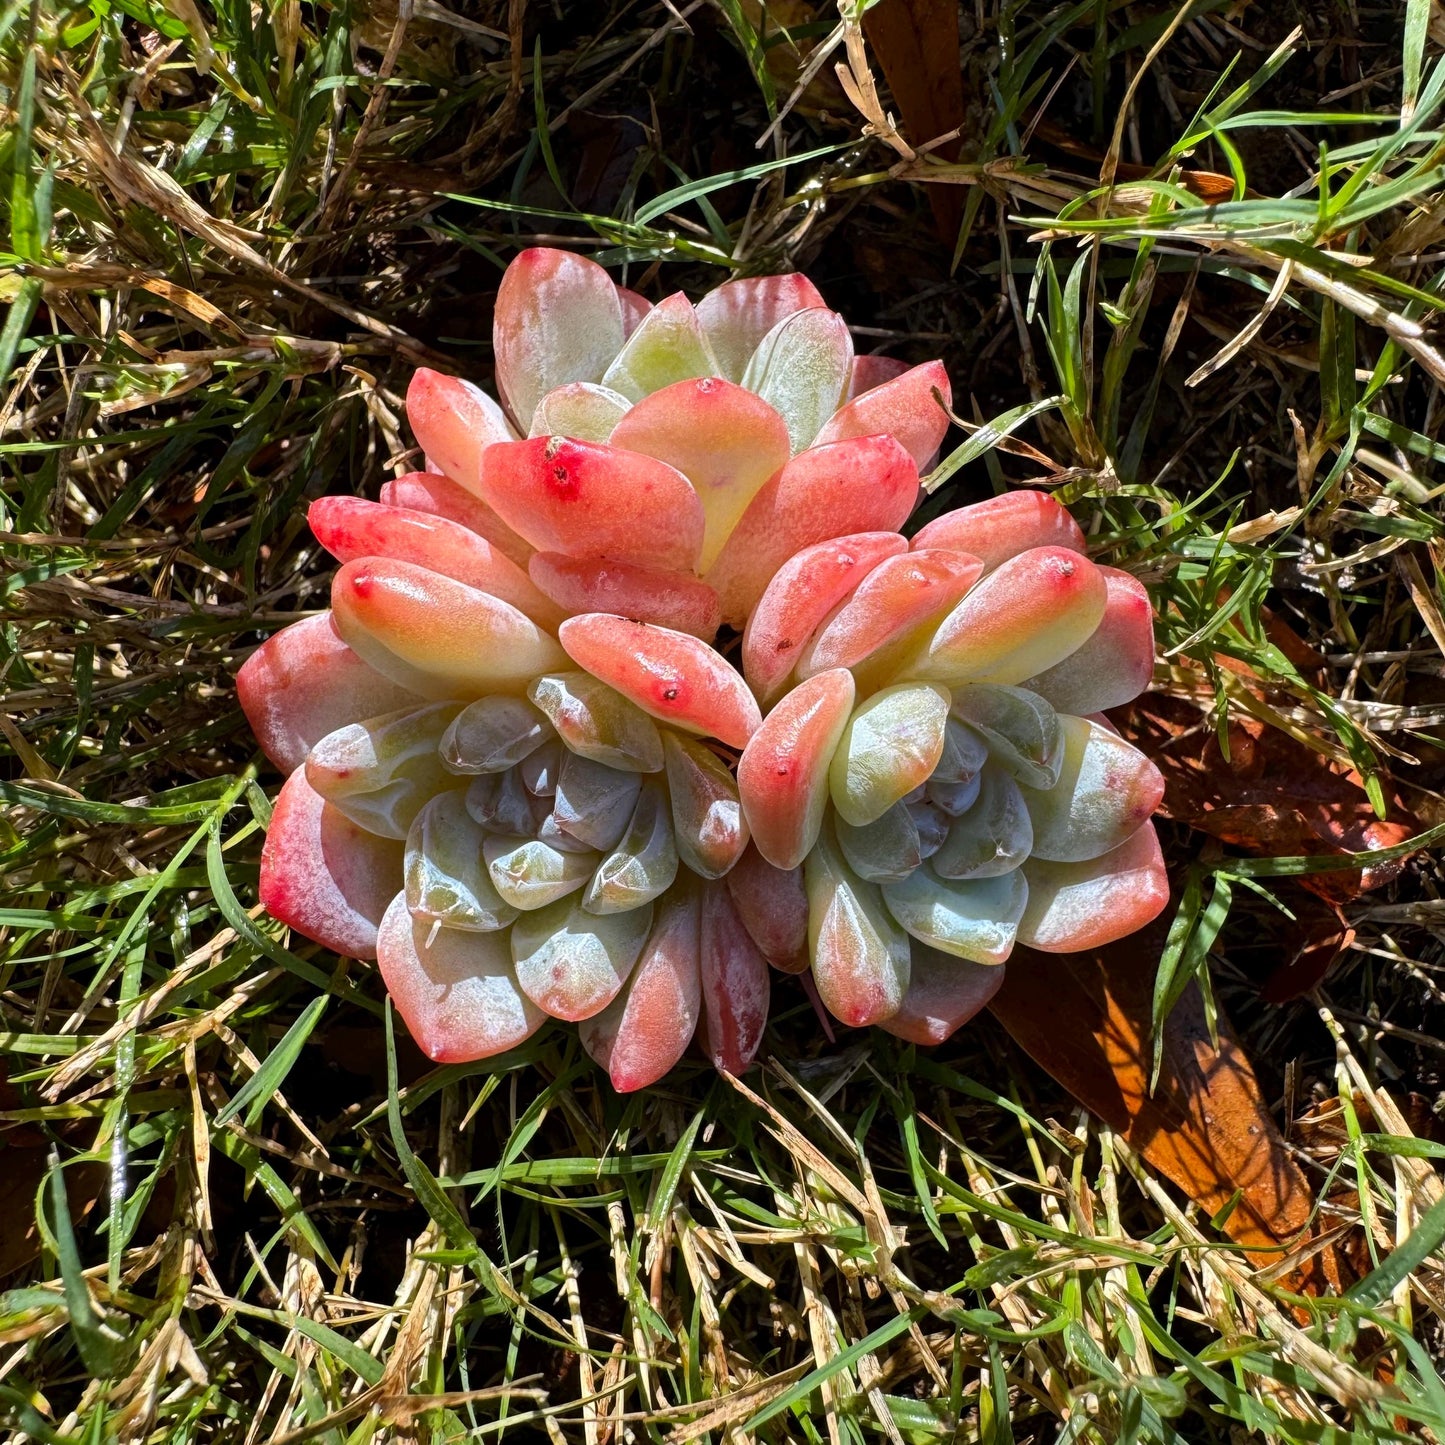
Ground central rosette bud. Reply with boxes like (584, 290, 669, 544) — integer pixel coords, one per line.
(240, 248, 1169, 1093)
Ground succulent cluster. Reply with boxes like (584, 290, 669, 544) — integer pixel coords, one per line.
(239, 248, 1169, 1091)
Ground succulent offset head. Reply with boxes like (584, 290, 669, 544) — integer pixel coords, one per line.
(238, 248, 1168, 1092)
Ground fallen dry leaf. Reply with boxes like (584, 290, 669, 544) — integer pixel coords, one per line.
(990, 918, 1341, 1289)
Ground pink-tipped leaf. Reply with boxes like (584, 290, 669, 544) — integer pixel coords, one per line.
(698, 882, 770, 1074)
(814, 360, 952, 470)
(695, 273, 827, 384)
(529, 553, 722, 640)
(910, 489, 1086, 570)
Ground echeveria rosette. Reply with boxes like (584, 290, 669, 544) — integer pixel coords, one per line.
(237, 247, 1168, 1092)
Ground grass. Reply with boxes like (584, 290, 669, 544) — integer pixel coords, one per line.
(3, 0, 1445, 1439)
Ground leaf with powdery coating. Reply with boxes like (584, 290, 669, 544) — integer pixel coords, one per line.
(726, 846, 809, 973)
(308, 498, 564, 629)
(559, 614, 761, 749)
(331, 558, 568, 699)
(479, 436, 705, 574)
(528, 382, 632, 443)
(551, 751, 642, 852)
(742, 532, 907, 705)
(796, 548, 982, 680)
(581, 883, 702, 1091)
(511, 895, 653, 1021)
(485, 835, 599, 911)
(441, 696, 551, 775)
(927, 718, 988, 815)
(805, 824, 911, 1028)
(238, 613, 420, 775)
(1018, 824, 1169, 953)
(492, 248, 625, 432)
(881, 867, 1027, 965)
(616, 286, 651, 338)
(465, 768, 542, 837)
(829, 683, 950, 827)
(521, 739, 563, 797)
(950, 684, 1062, 789)
(260, 768, 403, 960)
(695, 272, 826, 383)
(706, 436, 919, 629)
(379, 471, 532, 569)
(737, 669, 854, 870)
(528, 671, 665, 773)
(601, 293, 719, 402)
(585, 779, 678, 914)
(879, 946, 1005, 1046)
(405, 368, 517, 490)
(377, 895, 543, 1063)
(1025, 567, 1155, 716)
(609, 377, 792, 573)
(910, 489, 1086, 571)
(305, 702, 458, 839)
(932, 765, 1033, 879)
(405, 792, 517, 932)
(814, 360, 953, 470)
(529, 554, 722, 641)
(1021, 716, 1164, 863)
(846, 353, 911, 399)
(742, 307, 854, 453)
(698, 883, 770, 1073)
(836, 803, 922, 885)
(909, 547, 1107, 687)
(663, 732, 749, 879)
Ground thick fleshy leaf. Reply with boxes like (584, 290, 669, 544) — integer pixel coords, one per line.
(478, 436, 705, 574)
(405, 369, 517, 489)
(1024, 567, 1155, 715)
(705, 436, 919, 628)
(695, 272, 826, 384)
(1018, 824, 1169, 952)
(529, 553, 722, 641)
(377, 894, 543, 1062)
(662, 731, 749, 878)
(846, 353, 911, 399)
(260, 767, 402, 959)
(551, 751, 643, 852)
(1021, 715, 1164, 863)
(559, 614, 761, 749)
(608, 378, 792, 573)
(493, 248, 625, 431)
(829, 683, 951, 827)
(331, 558, 568, 698)
(466, 767, 544, 836)
(485, 835, 600, 910)
(741, 307, 853, 453)
(927, 718, 989, 815)
(835, 802, 922, 885)
(737, 669, 855, 870)
(309, 497, 564, 628)
(617, 286, 652, 338)
(814, 360, 952, 470)
(910, 489, 1087, 570)
(238, 613, 420, 775)
(511, 895, 653, 1021)
(528, 382, 632, 443)
(950, 685, 1063, 789)
(805, 825, 911, 1027)
(909, 547, 1107, 687)
(580, 883, 701, 1091)
(725, 846, 808, 972)
(878, 946, 1005, 1045)
(881, 867, 1027, 965)
(908, 799, 950, 860)
(521, 739, 563, 797)
(405, 792, 518, 931)
(305, 702, 457, 839)
(931, 765, 1033, 879)
(441, 696, 552, 775)
(796, 548, 983, 680)
(698, 883, 770, 1073)
(742, 532, 908, 704)
(584, 779, 678, 914)
(600, 292, 719, 402)
(527, 671, 665, 773)
(378, 471, 532, 568)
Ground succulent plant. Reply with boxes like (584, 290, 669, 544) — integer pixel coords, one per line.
(238, 248, 1168, 1091)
